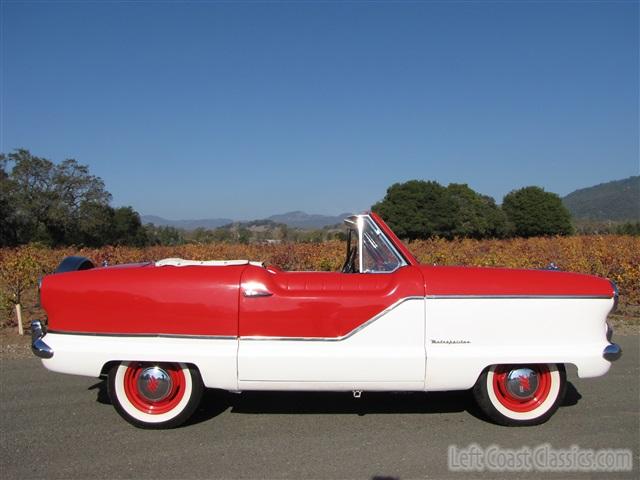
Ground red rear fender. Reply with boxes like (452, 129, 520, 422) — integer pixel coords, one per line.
(42, 264, 245, 336)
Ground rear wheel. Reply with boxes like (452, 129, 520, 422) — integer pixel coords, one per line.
(108, 361, 203, 428)
(473, 363, 566, 426)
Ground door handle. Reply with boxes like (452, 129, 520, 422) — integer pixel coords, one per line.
(242, 282, 273, 297)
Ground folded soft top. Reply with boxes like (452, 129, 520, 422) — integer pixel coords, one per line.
(155, 258, 264, 267)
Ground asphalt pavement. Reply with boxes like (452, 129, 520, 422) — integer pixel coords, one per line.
(1, 335, 638, 479)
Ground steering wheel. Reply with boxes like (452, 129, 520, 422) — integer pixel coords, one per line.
(341, 246, 358, 273)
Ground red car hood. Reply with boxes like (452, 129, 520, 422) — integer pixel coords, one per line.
(419, 265, 615, 298)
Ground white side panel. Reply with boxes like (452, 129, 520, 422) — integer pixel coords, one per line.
(425, 298, 614, 391)
(238, 298, 426, 388)
(41, 334, 238, 390)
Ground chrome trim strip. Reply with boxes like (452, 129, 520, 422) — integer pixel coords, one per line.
(609, 280, 619, 312)
(426, 294, 613, 300)
(240, 296, 424, 342)
(606, 322, 614, 342)
(46, 330, 237, 340)
(357, 216, 364, 273)
(31, 320, 54, 359)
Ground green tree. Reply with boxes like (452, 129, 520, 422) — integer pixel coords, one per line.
(372, 180, 456, 239)
(145, 225, 186, 246)
(0, 154, 21, 246)
(76, 202, 116, 247)
(1, 149, 151, 247)
(616, 221, 640, 236)
(237, 227, 251, 244)
(446, 184, 509, 238)
(502, 186, 573, 237)
(210, 228, 233, 243)
(372, 180, 508, 239)
(4, 149, 112, 245)
(109, 207, 148, 246)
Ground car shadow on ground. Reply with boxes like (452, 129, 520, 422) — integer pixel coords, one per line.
(88, 380, 582, 427)
(562, 381, 582, 407)
(189, 389, 487, 426)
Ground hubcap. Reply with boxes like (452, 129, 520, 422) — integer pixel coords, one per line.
(137, 366, 172, 402)
(505, 368, 539, 400)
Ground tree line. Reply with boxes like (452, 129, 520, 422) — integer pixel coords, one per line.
(0, 149, 345, 248)
(372, 180, 573, 239)
(1, 149, 148, 247)
(1, 149, 630, 248)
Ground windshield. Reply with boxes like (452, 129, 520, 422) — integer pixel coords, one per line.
(361, 218, 405, 272)
(342, 216, 405, 273)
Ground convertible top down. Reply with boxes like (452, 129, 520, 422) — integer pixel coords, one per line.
(32, 212, 621, 428)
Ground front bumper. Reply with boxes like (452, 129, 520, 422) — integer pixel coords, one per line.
(31, 320, 54, 359)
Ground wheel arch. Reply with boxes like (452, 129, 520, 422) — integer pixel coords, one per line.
(472, 361, 572, 386)
(100, 360, 203, 379)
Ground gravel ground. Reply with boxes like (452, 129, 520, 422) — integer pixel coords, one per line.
(0, 334, 31, 360)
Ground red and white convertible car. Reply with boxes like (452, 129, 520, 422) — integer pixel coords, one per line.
(32, 213, 621, 428)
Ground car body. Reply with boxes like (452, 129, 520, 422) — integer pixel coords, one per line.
(31, 212, 621, 428)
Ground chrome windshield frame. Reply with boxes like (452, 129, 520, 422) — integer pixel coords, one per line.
(343, 214, 407, 274)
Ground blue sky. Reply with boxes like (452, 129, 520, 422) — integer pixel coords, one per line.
(2, 0, 638, 220)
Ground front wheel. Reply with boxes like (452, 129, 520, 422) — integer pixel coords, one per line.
(108, 361, 203, 429)
(473, 363, 566, 426)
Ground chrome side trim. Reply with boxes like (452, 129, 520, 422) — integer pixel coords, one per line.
(358, 216, 364, 273)
(609, 280, 619, 312)
(31, 320, 54, 359)
(603, 343, 622, 361)
(426, 295, 613, 300)
(240, 296, 424, 342)
(46, 330, 237, 340)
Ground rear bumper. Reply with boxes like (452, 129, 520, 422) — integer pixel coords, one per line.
(31, 320, 54, 359)
(603, 343, 622, 362)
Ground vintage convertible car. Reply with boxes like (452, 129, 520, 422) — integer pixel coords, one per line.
(31, 212, 621, 428)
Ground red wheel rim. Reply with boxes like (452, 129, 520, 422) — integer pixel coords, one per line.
(123, 362, 186, 414)
(492, 364, 552, 413)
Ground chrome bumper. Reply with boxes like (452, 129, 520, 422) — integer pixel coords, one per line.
(31, 320, 54, 359)
(603, 343, 622, 362)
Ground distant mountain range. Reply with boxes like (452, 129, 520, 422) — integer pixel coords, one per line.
(267, 211, 352, 229)
(562, 176, 639, 221)
(141, 215, 233, 230)
(141, 211, 352, 230)
(143, 176, 639, 231)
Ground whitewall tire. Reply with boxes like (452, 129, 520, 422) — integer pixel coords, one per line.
(108, 361, 203, 429)
(473, 363, 566, 426)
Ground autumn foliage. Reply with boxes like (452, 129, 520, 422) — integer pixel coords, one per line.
(1, 235, 638, 328)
